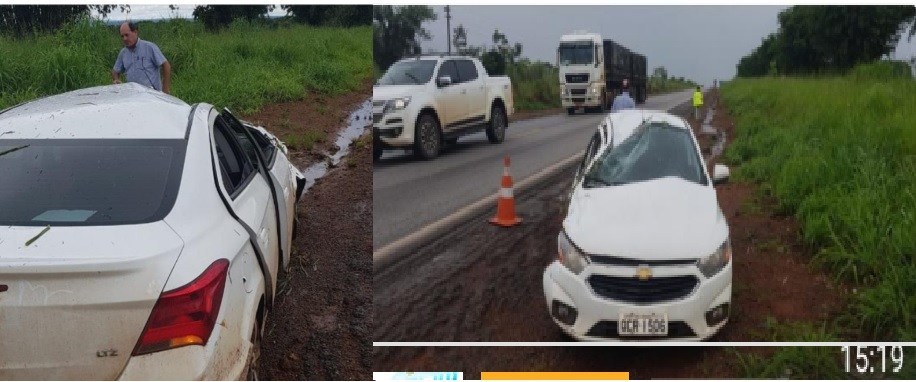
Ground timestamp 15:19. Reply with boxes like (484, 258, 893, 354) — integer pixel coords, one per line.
(841, 346, 904, 374)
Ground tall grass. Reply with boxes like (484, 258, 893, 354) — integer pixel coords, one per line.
(506, 59, 560, 111)
(721, 62, 916, 342)
(0, 18, 372, 113)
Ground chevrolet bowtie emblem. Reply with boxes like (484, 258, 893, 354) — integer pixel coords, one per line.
(636, 265, 652, 281)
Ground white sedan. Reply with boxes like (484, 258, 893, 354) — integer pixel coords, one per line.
(0, 83, 304, 379)
(543, 109, 732, 341)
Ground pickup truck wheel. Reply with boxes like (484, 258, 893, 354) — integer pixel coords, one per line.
(373, 146, 383, 162)
(567, 107, 575, 116)
(414, 113, 441, 160)
(486, 106, 507, 144)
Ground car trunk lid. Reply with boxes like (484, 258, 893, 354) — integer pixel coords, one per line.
(0, 222, 183, 379)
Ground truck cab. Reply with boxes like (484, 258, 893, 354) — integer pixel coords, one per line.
(558, 32, 607, 114)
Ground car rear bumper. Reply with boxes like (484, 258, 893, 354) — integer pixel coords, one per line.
(542, 260, 731, 341)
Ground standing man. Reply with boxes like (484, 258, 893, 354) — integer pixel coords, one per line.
(693, 86, 704, 120)
(611, 79, 636, 112)
(112, 21, 171, 94)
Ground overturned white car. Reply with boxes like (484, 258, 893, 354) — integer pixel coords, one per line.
(0, 83, 304, 379)
(543, 109, 732, 341)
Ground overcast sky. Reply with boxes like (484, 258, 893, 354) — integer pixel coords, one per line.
(94, 4, 287, 21)
(419, 5, 916, 86)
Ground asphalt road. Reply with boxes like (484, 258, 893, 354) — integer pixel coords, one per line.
(372, 89, 694, 248)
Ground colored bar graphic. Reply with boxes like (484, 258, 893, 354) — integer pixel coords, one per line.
(481, 372, 629, 380)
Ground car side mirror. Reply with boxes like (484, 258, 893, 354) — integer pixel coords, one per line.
(437, 76, 452, 87)
(712, 164, 730, 185)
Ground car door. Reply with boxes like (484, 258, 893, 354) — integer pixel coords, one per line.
(457, 59, 486, 123)
(209, 113, 280, 296)
(435, 59, 466, 131)
(221, 109, 295, 270)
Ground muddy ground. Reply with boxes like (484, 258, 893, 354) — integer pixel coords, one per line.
(373, 90, 848, 378)
(241, 83, 373, 380)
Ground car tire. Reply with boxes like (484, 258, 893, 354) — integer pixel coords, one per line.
(243, 318, 262, 381)
(567, 107, 575, 116)
(413, 113, 441, 160)
(373, 146, 382, 162)
(486, 105, 507, 144)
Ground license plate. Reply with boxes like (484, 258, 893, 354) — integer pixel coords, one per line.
(618, 312, 668, 336)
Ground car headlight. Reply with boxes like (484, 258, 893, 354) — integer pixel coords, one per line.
(697, 239, 731, 278)
(558, 231, 589, 274)
(385, 97, 411, 112)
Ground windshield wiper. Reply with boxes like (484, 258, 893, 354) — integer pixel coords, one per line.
(0, 144, 29, 158)
(583, 174, 629, 188)
(404, 72, 421, 84)
(583, 174, 611, 188)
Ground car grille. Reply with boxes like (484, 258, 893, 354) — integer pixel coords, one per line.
(566, 73, 589, 83)
(569, 88, 587, 95)
(571, 98, 585, 103)
(590, 256, 697, 267)
(587, 274, 698, 304)
(586, 321, 697, 339)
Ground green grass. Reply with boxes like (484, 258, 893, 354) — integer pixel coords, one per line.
(0, 18, 372, 114)
(284, 130, 325, 151)
(721, 62, 916, 377)
(507, 60, 560, 111)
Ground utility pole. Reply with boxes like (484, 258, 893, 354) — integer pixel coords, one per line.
(445, 5, 451, 55)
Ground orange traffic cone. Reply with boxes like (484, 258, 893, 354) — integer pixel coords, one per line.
(490, 156, 522, 227)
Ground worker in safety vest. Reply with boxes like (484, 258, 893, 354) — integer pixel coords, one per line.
(693, 86, 704, 120)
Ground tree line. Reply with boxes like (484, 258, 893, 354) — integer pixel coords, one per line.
(0, 5, 371, 37)
(737, 5, 916, 77)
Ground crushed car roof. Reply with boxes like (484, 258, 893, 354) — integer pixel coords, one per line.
(0, 83, 193, 140)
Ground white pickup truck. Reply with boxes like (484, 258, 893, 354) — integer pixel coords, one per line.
(373, 55, 514, 160)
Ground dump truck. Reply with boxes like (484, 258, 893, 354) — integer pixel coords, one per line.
(558, 31, 647, 115)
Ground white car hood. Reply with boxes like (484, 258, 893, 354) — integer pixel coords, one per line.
(564, 177, 727, 260)
(372, 84, 425, 103)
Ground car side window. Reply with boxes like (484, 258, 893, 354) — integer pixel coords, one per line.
(437, 60, 459, 84)
(218, 115, 262, 167)
(456, 60, 478, 83)
(247, 127, 277, 166)
(213, 118, 256, 197)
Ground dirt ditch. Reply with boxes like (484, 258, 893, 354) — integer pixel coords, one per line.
(373, 89, 847, 378)
(241, 84, 373, 380)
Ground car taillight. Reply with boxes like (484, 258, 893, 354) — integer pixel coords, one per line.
(132, 259, 230, 356)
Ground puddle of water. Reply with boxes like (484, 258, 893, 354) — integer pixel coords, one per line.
(299, 99, 372, 192)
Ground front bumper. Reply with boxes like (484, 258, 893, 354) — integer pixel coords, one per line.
(542, 260, 731, 341)
(561, 85, 602, 108)
(373, 107, 414, 147)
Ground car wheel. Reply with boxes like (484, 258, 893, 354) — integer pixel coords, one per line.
(373, 146, 382, 162)
(243, 319, 262, 381)
(486, 105, 507, 144)
(414, 113, 441, 160)
(567, 107, 575, 116)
